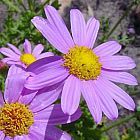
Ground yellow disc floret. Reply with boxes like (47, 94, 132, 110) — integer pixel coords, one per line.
(0, 102, 34, 137)
(20, 53, 36, 66)
(63, 46, 102, 80)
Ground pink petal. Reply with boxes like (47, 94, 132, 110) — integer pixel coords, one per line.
(34, 104, 81, 125)
(14, 135, 30, 140)
(25, 67, 69, 90)
(61, 75, 81, 115)
(28, 122, 46, 140)
(29, 83, 63, 112)
(23, 39, 32, 54)
(4, 136, 12, 140)
(7, 65, 26, 77)
(45, 5, 74, 49)
(32, 44, 44, 57)
(27, 56, 62, 74)
(7, 43, 21, 55)
(31, 16, 71, 54)
(2, 58, 21, 66)
(70, 9, 86, 46)
(37, 52, 54, 59)
(100, 55, 136, 70)
(93, 78, 118, 120)
(0, 131, 5, 140)
(98, 77, 135, 111)
(94, 41, 122, 57)
(0, 92, 4, 107)
(44, 126, 72, 140)
(85, 17, 100, 48)
(81, 80, 102, 124)
(4, 66, 29, 103)
(101, 70, 138, 85)
(18, 89, 37, 105)
(0, 47, 20, 58)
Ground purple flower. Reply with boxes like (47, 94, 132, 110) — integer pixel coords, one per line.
(28, 5, 138, 123)
(0, 65, 81, 139)
(0, 39, 54, 68)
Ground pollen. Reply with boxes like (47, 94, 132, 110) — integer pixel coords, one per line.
(0, 102, 34, 137)
(20, 53, 36, 66)
(63, 46, 102, 80)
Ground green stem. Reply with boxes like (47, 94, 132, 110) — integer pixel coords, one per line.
(101, 114, 136, 133)
(27, 0, 34, 11)
(104, 2, 135, 40)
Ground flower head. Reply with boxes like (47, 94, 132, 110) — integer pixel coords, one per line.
(0, 65, 81, 139)
(29, 5, 138, 123)
(0, 39, 54, 68)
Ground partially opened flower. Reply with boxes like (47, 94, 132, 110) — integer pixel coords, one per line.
(0, 65, 81, 139)
(0, 39, 54, 68)
(29, 5, 138, 123)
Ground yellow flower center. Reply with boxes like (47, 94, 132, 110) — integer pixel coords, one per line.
(20, 53, 36, 66)
(0, 102, 34, 137)
(63, 46, 102, 80)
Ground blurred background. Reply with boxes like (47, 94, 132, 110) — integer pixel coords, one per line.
(0, 0, 140, 139)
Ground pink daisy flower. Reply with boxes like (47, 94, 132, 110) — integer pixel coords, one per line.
(26, 5, 138, 123)
(0, 65, 81, 139)
(0, 39, 54, 68)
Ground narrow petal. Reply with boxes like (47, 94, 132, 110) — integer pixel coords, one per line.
(28, 122, 47, 140)
(34, 104, 81, 125)
(93, 78, 118, 120)
(101, 70, 138, 85)
(85, 17, 100, 48)
(0, 47, 19, 58)
(70, 9, 86, 46)
(25, 67, 69, 90)
(32, 44, 44, 57)
(18, 89, 37, 105)
(61, 75, 81, 115)
(23, 39, 32, 53)
(2, 58, 21, 65)
(44, 126, 72, 140)
(98, 77, 135, 111)
(100, 55, 136, 70)
(37, 52, 54, 59)
(27, 56, 62, 74)
(94, 41, 122, 57)
(29, 83, 63, 112)
(6, 65, 26, 77)
(45, 5, 74, 48)
(4, 66, 29, 103)
(4, 136, 12, 140)
(7, 43, 21, 55)
(14, 135, 30, 140)
(31, 16, 71, 53)
(81, 80, 102, 124)
(0, 92, 4, 107)
(0, 131, 5, 140)
(5, 65, 27, 86)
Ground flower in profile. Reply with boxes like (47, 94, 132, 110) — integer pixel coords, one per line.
(29, 5, 138, 123)
(0, 65, 81, 139)
(0, 39, 54, 68)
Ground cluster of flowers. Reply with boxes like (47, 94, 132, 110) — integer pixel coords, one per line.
(0, 5, 137, 140)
